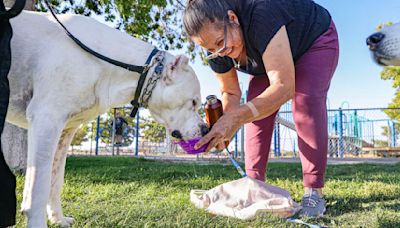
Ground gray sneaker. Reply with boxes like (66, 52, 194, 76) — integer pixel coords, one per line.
(299, 189, 326, 218)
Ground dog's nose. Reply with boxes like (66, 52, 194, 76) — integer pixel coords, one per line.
(200, 124, 209, 136)
(367, 32, 385, 50)
(171, 130, 183, 139)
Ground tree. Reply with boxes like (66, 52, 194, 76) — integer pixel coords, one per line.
(198, 105, 205, 119)
(382, 67, 400, 108)
(32, 0, 203, 59)
(376, 23, 400, 125)
(374, 139, 388, 147)
(140, 116, 166, 143)
(381, 65, 400, 124)
(70, 124, 90, 150)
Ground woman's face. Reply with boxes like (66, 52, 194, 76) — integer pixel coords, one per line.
(191, 17, 244, 60)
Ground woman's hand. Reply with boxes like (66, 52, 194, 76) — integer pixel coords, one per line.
(194, 111, 241, 152)
(215, 141, 227, 151)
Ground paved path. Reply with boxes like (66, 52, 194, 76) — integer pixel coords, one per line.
(268, 157, 400, 165)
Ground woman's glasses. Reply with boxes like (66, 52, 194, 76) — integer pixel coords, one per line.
(205, 20, 228, 60)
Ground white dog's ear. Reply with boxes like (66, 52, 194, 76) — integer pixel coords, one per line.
(168, 55, 189, 71)
(163, 55, 189, 85)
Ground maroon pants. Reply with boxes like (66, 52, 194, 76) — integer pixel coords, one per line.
(245, 21, 339, 188)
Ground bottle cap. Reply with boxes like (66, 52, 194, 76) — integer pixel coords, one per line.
(206, 95, 218, 105)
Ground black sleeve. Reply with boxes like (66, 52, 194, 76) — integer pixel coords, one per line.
(208, 56, 234, 74)
(122, 118, 128, 125)
(249, 0, 294, 56)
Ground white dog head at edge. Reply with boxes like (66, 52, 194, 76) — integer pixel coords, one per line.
(367, 22, 400, 66)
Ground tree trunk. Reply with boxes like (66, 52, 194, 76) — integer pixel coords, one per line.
(1, 124, 27, 172)
(2, 0, 35, 172)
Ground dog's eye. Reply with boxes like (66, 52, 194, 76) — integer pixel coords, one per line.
(192, 99, 197, 107)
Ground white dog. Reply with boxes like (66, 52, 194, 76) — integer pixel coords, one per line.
(7, 10, 207, 227)
(367, 22, 400, 66)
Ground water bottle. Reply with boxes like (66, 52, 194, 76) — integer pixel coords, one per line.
(204, 95, 229, 147)
(204, 95, 223, 129)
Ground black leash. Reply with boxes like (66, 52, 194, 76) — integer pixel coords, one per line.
(43, 0, 159, 118)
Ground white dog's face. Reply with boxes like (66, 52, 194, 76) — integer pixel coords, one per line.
(147, 55, 209, 141)
(367, 23, 400, 66)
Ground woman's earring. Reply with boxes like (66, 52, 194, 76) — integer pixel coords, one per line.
(232, 21, 240, 27)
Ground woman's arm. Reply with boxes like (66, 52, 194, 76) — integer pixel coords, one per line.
(235, 25, 295, 124)
(215, 68, 242, 113)
(212, 69, 242, 150)
(195, 25, 295, 151)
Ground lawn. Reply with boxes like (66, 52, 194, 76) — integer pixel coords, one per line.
(14, 156, 400, 227)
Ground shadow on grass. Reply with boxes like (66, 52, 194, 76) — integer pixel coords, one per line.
(377, 218, 400, 228)
(326, 194, 400, 216)
(64, 156, 399, 185)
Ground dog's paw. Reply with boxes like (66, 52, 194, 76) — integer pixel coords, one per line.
(49, 216, 75, 227)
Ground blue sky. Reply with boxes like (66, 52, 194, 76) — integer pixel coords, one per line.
(179, 0, 400, 110)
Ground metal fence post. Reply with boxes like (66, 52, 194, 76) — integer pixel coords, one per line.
(274, 122, 281, 157)
(240, 125, 245, 161)
(353, 110, 358, 138)
(135, 109, 140, 157)
(95, 115, 100, 156)
(387, 120, 391, 147)
(277, 123, 281, 156)
(273, 123, 277, 157)
(111, 108, 116, 156)
(90, 121, 94, 155)
(234, 132, 238, 158)
(338, 108, 344, 158)
(293, 139, 297, 157)
(391, 120, 396, 147)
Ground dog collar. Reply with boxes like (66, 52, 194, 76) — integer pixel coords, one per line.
(129, 48, 162, 118)
(138, 51, 165, 108)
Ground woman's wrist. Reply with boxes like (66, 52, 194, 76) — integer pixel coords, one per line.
(228, 104, 249, 126)
(224, 103, 241, 113)
(221, 92, 241, 113)
(232, 102, 260, 125)
(244, 101, 259, 118)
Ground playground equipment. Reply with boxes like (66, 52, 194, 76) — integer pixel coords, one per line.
(275, 104, 399, 158)
(94, 108, 137, 156)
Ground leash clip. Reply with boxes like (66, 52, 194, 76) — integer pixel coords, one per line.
(142, 64, 150, 73)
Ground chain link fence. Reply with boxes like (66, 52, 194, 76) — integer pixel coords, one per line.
(67, 107, 246, 161)
(277, 107, 400, 158)
(68, 106, 400, 159)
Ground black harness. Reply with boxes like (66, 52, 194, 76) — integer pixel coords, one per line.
(43, 0, 161, 118)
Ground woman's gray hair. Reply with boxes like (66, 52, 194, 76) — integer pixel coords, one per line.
(183, 0, 231, 37)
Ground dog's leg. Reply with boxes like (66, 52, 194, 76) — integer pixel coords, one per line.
(46, 128, 77, 227)
(21, 110, 67, 228)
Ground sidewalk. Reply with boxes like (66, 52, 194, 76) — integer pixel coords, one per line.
(269, 157, 400, 165)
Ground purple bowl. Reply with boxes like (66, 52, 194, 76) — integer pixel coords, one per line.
(173, 137, 209, 154)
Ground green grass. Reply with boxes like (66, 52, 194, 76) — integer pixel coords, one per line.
(14, 157, 400, 227)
